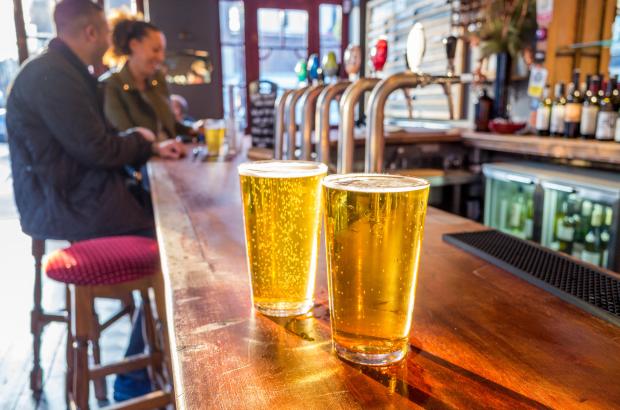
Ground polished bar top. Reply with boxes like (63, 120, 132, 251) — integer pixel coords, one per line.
(149, 151, 620, 409)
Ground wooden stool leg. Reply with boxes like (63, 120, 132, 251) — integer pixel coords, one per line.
(71, 285, 93, 410)
(120, 292, 136, 320)
(90, 311, 108, 402)
(30, 239, 45, 394)
(65, 286, 74, 406)
(140, 290, 160, 382)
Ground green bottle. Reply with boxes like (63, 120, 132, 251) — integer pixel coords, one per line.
(582, 204, 604, 266)
(572, 200, 592, 258)
(508, 187, 526, 237)
(601, 207, 613, 267)
(555, 195, 578, 254)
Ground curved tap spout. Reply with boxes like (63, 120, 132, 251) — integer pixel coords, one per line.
(314, 81, 351, 166)
(298, 84, 327, 160)
(365, 73, 460, 172)
(274, 89, 294, 159)
(337, 78, 380, 173)
(365, 73, 429, 173)
(284, 86, 311, 159)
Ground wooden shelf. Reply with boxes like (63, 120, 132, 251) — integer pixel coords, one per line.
(461, 131, 620, 165)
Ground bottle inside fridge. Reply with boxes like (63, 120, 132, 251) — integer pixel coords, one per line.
(542, 181, 618, 269)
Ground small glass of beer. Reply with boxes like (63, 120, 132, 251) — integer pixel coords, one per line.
(204, 119, 226, 157)
(322, 173, 430, 365)
(239, 160, 328, 317)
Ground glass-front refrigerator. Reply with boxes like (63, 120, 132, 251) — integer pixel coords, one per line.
(483, 162, 620, 271)
(541, 172, 620, 270)
(482, 163, 540, 241)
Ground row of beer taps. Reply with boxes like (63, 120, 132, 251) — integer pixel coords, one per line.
(274, 23, 460, 174)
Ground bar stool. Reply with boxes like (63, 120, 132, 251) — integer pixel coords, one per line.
(44, 236, 172, 409)
(30, 238, 135, 400)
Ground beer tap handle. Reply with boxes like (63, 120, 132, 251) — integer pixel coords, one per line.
(443, 36, 457, 76)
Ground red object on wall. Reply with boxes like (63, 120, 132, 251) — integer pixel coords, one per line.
(370, 38, 388, 72)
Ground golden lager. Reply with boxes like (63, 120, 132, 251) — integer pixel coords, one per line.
(322, 174, 430, 365)
(239, 161, 327, 316)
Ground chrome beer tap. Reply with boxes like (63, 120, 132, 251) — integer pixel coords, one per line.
(274, 89, 294, 160)
(365, 24, 461, 172)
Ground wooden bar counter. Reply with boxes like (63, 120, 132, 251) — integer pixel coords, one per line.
(148, 151, 620, 409)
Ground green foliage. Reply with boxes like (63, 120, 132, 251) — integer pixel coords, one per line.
(476, 0, 537, 59)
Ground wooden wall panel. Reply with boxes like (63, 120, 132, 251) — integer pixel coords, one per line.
(545, 0, 616, 88)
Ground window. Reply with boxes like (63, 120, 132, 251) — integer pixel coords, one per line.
(22, 0, 55, 56)
(220, 0, 247, 127)
(0, 0, 19, 116)
(257, 8, 309, 90)
(105, 0, 136, 14)
(319, 4, 342, 64)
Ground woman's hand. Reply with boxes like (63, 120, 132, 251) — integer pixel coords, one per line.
(152, 139, 187, 159)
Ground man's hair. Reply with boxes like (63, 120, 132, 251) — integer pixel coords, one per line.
(53, 0, 104, 35)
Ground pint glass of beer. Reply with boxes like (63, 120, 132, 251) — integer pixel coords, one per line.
(239, 161, 327, 317)
(322, 174, 430, 365)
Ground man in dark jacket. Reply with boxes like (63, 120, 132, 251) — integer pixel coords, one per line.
(6, 0, 185, 242)
(6, 0, 186, 402)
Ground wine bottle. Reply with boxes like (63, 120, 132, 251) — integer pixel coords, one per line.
(564, 70, 583, 138)
(524, 198, 534, 240)
(580, 77, 600, 139)
(555, 196, 578, 254)
(535, 85, 552, 136)
(612, 75, 620, 110)
(508, 187, 526, 236)
(601, 206, 613, 267)
(596, 79, 618, 141)
(572, 200, 592, 258)
(582, 204, 604, 266)
(550, 83, 566, 136)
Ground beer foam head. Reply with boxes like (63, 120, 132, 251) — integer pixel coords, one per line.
(322, 173, 429, 192)
(238, 160, 328, 178)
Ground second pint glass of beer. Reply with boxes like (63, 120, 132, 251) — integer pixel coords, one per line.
(239, 161, 327, 317)
(322, 174, 430, 365)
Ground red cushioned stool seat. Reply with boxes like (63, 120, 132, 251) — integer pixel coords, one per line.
(44, 236, 160, 286)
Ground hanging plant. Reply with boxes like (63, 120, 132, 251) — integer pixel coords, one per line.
(474, 0, 537, 59)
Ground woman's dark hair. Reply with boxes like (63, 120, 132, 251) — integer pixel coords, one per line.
(112, 19, 160, 56)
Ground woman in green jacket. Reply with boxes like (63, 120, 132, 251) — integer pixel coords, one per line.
(103, 18, 196, 141)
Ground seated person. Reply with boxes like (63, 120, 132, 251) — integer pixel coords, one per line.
(102, 18, 197, 142)
(6, 0, 185, 400)
(171, 93, 196, 126)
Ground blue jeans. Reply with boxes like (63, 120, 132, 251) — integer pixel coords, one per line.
(113, 227, 155, 401)
(113, 308, 152, 401)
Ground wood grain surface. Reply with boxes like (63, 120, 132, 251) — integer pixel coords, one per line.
(461, 131, 620, 165)
(148, 149, 620, 410)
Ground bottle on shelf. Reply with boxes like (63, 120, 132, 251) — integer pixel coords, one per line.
(474, 88, 493, 132)
(611, 75, 620, 110)
(597, 73, 606, 99)
(550, 82, 566, 136)
(582, 204, 605, 266)
(564, 70, 583, 138)
(601, 206, 613, 267)
(596, 79, 618, 141)
(580, 76, 600, 139)
(535, 84, 552, 136)
(583, 74, 593, 99)
(572, 200, 592, 259)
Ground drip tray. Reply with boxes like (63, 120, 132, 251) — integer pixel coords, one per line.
(443, 230, 620, 327)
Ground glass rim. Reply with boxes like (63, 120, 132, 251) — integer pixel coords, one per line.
(238, 160, 328, 178)
(322, 173, 430, 193)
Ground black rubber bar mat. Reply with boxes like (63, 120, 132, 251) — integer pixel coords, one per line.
(443, 230, 620, 327)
